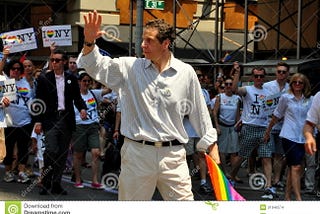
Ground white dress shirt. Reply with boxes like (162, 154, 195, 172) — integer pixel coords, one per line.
(78, 46, 216, 150)
(274, 93, 313, 144)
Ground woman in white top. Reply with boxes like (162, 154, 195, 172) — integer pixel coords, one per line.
(264, 73, 313, 200)
(72, 72, 109, 189)
(213, 77, 241, 182)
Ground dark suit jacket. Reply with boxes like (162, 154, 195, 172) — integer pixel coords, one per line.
(35, 70, 87, 131)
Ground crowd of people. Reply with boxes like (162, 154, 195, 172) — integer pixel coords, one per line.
(0, 10, 319, 201)
(206, 61, 319, 200)
(0, 43, 122, 196)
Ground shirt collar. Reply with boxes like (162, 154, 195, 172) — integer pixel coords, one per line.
(55, 72, 65, 79)
(144, 53, 179, 73)
(287, 93, 305, 100)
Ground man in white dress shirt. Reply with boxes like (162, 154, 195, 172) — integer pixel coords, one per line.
(77, 10, 220, 200)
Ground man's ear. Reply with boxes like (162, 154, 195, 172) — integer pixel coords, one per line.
(162, 39, 170, 50)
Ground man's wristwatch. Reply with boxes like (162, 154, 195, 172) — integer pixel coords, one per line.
(84, 41, 95, 47)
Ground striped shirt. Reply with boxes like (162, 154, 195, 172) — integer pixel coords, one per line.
(78, 46, 217, 150)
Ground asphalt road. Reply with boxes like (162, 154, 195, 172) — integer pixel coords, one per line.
(0, 153, 319, 201)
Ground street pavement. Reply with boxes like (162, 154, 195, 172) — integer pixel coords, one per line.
(0, 153, 319, 201)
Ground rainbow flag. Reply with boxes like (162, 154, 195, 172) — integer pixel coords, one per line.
(205, 154, 245, 201)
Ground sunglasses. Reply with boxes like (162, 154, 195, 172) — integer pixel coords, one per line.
(50, 58, 63, 63)
(82, 79, 91, 83)
(254, 74, 265, 79)
(277, 70, 287, 74)
(10, 67, 21, 71)
(225, 82, 233, 86)
(292, 80, 304, 85)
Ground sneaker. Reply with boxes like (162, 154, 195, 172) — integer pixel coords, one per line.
(261, 187, 278, 199)
(91, 183, 104, 190)
(17, 172, 30, 183)
(74, 183, 84, 189)
(3, 171, 15, 183)
(199, 183, 213, 194)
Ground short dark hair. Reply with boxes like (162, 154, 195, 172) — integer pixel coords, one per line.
(78, 72, 91, 81)
(4, 59, 23, 76)
(277, 61, 290, 71)
(68, 55, 77, 61)
(145, 19, 175, 44)
(251, 67, 266, 75)
(53, 49, 67, 61)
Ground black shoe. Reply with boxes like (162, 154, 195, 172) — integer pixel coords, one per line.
(199, 183, 213, 194)
(51, 184, 68, 195)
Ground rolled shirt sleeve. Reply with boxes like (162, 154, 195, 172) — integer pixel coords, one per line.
(78, 47, 217, 150)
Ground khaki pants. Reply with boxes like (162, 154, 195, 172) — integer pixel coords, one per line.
(119, 138, 194, 200)
(0, 128, 6, 163)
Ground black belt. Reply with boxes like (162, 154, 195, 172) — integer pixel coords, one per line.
(126, 137, 182, 147)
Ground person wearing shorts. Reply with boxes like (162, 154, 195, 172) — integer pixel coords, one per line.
(231, 66, 276, 199)
(72, 72, 109, 189)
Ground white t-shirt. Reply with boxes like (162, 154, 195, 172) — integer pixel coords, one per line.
(241, 85, 269, 127)
(6, 77, 33, 127)
(74, 89, 103, 125)
(218, 93, 241, 126)
(31, 130, 45, 161)
(263, 80, 289, 131)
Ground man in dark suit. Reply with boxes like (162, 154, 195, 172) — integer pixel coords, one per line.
(35, 49, 87, 195)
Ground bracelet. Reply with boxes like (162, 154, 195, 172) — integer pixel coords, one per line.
(114, 130, 119, 132)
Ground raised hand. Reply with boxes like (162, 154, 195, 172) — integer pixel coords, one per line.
(50, 42, 57, 54)
(84, 10, 105, 42)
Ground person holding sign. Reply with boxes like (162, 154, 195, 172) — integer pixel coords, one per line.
(0, 78, 10, 163)
(2, 59, 34, 184)
(0, 46, 10, 163)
